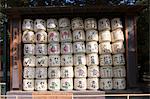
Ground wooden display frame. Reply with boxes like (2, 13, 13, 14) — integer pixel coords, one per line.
(4, 5, 145, 91)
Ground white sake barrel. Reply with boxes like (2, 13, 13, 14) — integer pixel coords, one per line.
(99, 42, 112, 54)
(74, 78, 87, 90)
(61, 67, 73, 78)
(71, 17, 84, 30)
(112, 41, 125, 54)
(100, 54, 112, 66)
(74, 54, 86, 66)
(111, 18, 123, 31)
(99, 30, 111, 43)
(34, 19, 46, 32)
(87, 78, 99, 90)
(48, 30, 59, 42)
(35, 79, 47, 91)
(113, 54, 125, 66)
(86, 41, 98, 53)
(111, 29, 124, 42)
(23, 56, 36, 67)
(61, 43, 73, 54)
(23, 67, 35, 79)
(60, 29, 72, 42)
(113, 66, 126, 77)
(74, 66, 87, 78)
(100, 66, 113, 78)
(61, 55, 73, 66)
(100, 78, 112, 90)
(36, 56, 48, 67)
(61, 78, 73, 91)
(35, 67, 47, 79)
(48, 43, 60, 55)
(22, 30, 35, 43)
(73, 29, 85, 42)
(48, 79, 60, 91)
(113, 78, 126, 90)
(73, 42, 85, 53)
(98, 18, 110, 31)
(35, 44, 47, 55)
(58, 18, 70, 29)
(47, 18, 58, 30)
(48, 67, 60, 78)
(24, 44, 35, 55)
(23, 79, 34, 91)
(35, 30, 47, 43)
(86, 29, 98, 42)
(85, 18, 97, 30)
(22, 19, 34, 31)
(49, 55, 60, 66)
(86, 53, 99, 66)
(88, 66, 99, 77)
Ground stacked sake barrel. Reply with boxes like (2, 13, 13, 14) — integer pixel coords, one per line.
(59, 18, 73, 91)
(85, 18, 99, 90)
(47, 18, 60, 91)
(111, 18, 126, 90)
(72, 18, 87, 90)
(98, 18, 113, 90)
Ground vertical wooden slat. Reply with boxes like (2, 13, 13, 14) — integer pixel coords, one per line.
(125, 16, 138, 88)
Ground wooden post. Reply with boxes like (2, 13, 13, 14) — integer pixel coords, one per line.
(125, 16, 138, 88)
(9, 15, 22, 90)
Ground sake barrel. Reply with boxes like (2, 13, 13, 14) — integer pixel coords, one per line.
(113, 78, 126, 90)
(99, 30, 111, 43)
(73, 29, 85, 42)
(113, 54, 125, 66)
(100, 66, 113, 78)
(100, 54, 112, 66)
(47, 18, 58, 30)
(35, 30, 47, 43)
(71, 17, 84, 30)
(22, 30, 35, 43)
(74, 54, 86, 66)
(61, 55, 73, 66)
(48, 67, 60, 78)
(88, 66, 99, 77)
(98, 18, 110, 31)
(34, 19, 46, 32)
(48, 43, 60, 55)
(35, 44, 47, 55)
(112, 41, 125, 54)
(86, 53, 99, 66)
(61, 78, 73, 91)
(87, 78, 99, 90)
(99, 42, 112, 54)
(74, 78, 87, 90)
(48, 30, 59, 42)
(61, 43, 73, 54)
(23, 79, 34, 91)
(86, 29, 98, 42)
(73, 42, 85, 53)
(100, 78, 112, 90)
(49, 55, 60, 66)
(48, 79, 60, 91)
(111, 18, 123, 31)
(86, 41, 98, 53)
(23, 56, 36, 67)
(35, 79, 47, 91)
(36, 56, 48, 67)
(60, 29, 72, 42)
(74, 66, 87, 78)
(23, 67, 35, 79)
(58, 18, 70, 29)
(35, 67, 47, 79)
(111, 29, 124, 42)
(61, 67, 73, 78)
(24, 44, 35, 55)
(113, 66, 126, 77)
(85, 18, 97, 30)
(22, 19, 33, 31)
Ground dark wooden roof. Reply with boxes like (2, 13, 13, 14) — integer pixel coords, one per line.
(2, 5, 146, 16)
